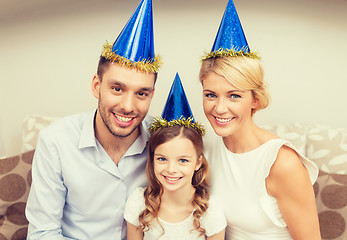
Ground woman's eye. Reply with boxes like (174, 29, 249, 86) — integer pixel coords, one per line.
(230, 94, 241, 99)
(205, 93, 216, 98)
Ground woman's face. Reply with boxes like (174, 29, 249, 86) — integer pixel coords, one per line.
(202, 71, 258, 138)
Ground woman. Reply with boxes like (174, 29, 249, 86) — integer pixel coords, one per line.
(199, 0, 321, 239)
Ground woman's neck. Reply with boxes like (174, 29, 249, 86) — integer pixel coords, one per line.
(222, 120, 264, 153)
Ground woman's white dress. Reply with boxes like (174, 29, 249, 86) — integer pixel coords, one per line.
(204, 134, 318, 240)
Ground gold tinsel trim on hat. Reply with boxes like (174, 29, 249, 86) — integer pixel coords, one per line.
(149, 117, 205, 136)
(101, 43, 162, 73)
(202, 47, 260, 61)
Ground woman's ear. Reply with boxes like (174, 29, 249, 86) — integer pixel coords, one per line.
(251, 97, 260, 110)
(92, 74, 101, 99)
(195, 155, 203, 171)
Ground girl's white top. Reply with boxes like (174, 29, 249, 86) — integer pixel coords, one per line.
(124, 187, 227, 240)
(204, 134, 318, 240)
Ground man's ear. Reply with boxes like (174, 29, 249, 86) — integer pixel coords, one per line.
(92, 74, 101, 99)
(195, 155, 203, 171)
(150, 87, 155, 100)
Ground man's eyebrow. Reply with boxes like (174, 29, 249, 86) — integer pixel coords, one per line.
(108, 80, 154, 92)
(139, 87, 154, 92)
(109, 80, 125, 87)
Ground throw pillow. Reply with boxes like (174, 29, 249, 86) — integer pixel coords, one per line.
(0, 150, 34, 240)
(22, 114, 58, 153)
(307, 125, 347, 174)
(261, 123, 308, 154)
(314, 170, 347, 240)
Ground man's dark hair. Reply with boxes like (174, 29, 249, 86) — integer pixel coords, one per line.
(96, 56, 112, 81)
(96, 56, 158, 83)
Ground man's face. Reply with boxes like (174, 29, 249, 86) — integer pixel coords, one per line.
(93, 64, 155, 138)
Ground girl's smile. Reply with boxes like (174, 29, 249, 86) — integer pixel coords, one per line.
(153, 135, 201, 194)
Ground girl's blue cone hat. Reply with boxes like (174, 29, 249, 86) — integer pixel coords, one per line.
(203, 0, 259, 60)
(161, 73, 194, 122)
(102, 0, 161, 73)
(149, 73, 205, 135)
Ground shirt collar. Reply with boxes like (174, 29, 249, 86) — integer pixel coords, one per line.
(123, 115, 152, 157)
(79, 110, 98, 149)
(78, 111, 153, 154)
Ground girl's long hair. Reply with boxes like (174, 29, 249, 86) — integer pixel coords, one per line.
(139, 125, 210, 236)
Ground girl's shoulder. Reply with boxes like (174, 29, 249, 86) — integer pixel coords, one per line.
(200, 195, 227, 237)
(127, 187, 146, 207)
(124, 187, 146, 226)
(130, 186, 146, 197)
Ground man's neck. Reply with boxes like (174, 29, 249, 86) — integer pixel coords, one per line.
(94, 113, 141, 165)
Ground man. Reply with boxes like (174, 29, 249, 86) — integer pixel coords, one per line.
(25, 0, 161, 239)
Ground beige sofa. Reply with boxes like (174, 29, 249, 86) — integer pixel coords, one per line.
(1, 115, 346, 240)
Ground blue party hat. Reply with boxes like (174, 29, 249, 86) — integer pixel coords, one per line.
(161, 73, 194, 122)
(149, 73, 205, 135)
(202, 0, 259, 60)
(102, 0, 161, 73)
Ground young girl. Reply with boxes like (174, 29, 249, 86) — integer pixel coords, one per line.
(124, 74, 226, 240)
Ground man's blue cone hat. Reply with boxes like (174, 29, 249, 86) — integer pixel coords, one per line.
(102, 0, 161, 73)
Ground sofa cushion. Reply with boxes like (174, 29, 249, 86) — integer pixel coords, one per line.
(314, 170, 347, 240)
(307, 125, 347, 174)
(0, 150, 34, 240)
(261, 123, 308, 154)
(22, 114, 58, 153)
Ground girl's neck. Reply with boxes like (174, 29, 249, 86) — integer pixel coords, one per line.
(161, 185, 195, 205)
(159, 186, 196, 223)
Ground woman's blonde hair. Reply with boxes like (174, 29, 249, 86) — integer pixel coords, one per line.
(139, 125, 210, 237)
(199, 56, 271, 113)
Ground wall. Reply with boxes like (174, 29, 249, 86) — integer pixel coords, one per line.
(1, 0, 347, 157)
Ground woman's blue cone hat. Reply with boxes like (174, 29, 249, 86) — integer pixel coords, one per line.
(102, 0, 161, 73)
(212, 0, 249, 52)
(203, 0, 260, 60)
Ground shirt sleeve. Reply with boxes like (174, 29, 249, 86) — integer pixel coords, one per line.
(124, 187, 146, 227)
(26, 132, 70, 240)
(200, 195, 227, 237)
(259, 139, 319, 228)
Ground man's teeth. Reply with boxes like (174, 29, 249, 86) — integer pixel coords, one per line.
(116, 115, 132, 122)
(216, 117, 233, 123)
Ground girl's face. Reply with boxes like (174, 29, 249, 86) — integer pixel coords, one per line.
(153, 135, 202, 194)
(202, 71, 258, 138)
